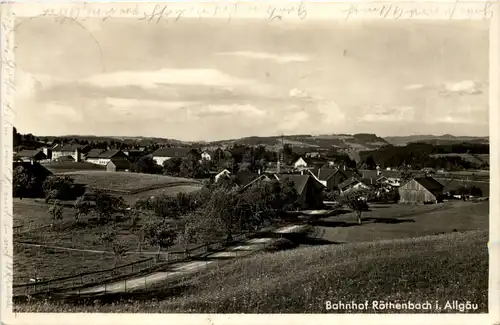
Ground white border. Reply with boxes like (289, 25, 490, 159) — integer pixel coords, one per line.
(1, 1, 498, 325)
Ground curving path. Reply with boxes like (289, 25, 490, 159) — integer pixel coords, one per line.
(58, 236, 276, 297)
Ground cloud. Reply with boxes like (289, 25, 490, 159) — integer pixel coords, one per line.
(105, 98, 197, 111)
(434, 116, 476, 124)
(193, 104, 267, 119)
(442, 80, 484, 95)
(359, 106, 415, 122)
(84, 69, 257, 89)
(216, 51, 310, 63)
(289, 88, 311, 99)
(405, 84, 425, 90)
(43, 102, 84, 122)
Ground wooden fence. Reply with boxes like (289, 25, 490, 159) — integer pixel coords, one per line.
(13, 232, 250, 297)
(13, 257, 155, 297)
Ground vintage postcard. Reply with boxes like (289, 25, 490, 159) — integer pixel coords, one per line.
(1, 1, 498, 324)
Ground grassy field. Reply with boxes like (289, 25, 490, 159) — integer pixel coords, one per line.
(436, 178, 490, 197)
(314, 200, 488, 244)
(58, 171, 200, 193)
(13, 199, 155, 285)
(122, 184, 202, 205)
(13, 244, 152, 286)
(14, 197, 203, 284)
(15, 230, 488, 313)
(42, 161, 106, 174)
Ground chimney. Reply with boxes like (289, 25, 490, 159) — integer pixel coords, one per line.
(277, 161, 281, 174)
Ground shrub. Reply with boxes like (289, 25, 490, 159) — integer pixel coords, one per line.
(264, 238, 297, 252)
(42, 175, 77, 202)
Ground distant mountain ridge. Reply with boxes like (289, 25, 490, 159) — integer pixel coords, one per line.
(50, 133, 488, 150)
(384, 135, 489, 146)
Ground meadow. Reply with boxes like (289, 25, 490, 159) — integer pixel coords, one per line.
(15, 229, 488, 313)
(58, 171, 200, 193)
(42, 161, 106, 174)
(313, 200, 489, 244)
(436, 178, 490, 197)
(13, 196, 489, 297)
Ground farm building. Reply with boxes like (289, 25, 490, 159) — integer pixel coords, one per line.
(215, 169, 231, 182)
(51, 144, 91, 161)
(54, 155, 75, 163)
(15, 149, 47, 163)
(308, 167, 351, 191)
(338, 177, 370, 194)
(398, 177, 445, 204)
(240, 174, 274, 190)
(106, 158, 130, 172)
(293, 157, 308, 169)
(151, 147, 200, 166)
(86, 149, 128, 166)
(234, 169, 259, 187)
(275, 174, 325, 210)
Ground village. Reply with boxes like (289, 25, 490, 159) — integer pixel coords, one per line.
(8, 11, 491, 314)
(13, 136, 489, 207)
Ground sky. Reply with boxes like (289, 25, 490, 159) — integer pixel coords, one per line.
(14, 18, 489, 141)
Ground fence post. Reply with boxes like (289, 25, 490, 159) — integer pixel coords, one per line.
(124, 279, 127, 293)
(104, 282, 107, 294)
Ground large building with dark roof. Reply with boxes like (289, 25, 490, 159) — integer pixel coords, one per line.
(398, 177, 445, 204)
(85, 149, 128, 166)
(151, 147, 200, 166)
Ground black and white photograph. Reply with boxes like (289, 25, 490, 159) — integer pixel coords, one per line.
(1, 1, 498, 321)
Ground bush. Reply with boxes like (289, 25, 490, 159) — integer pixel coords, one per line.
(42, 175, 77, 202)
(264, 238, 297, 252)
(13, 164, 45, 198)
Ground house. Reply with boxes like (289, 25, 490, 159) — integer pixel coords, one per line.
(52, 144, 90, 161)
(123, 149, 146, 161)
(16, 149, 47, 163)
(338, 177, 370, 194)
(309, 167, 351, 192)
(421, 167, 436, 175)
(214, 169, 231, 182)
(85, 148, 106, 159)
(275, 174, 324, 210)
(151, 147, 198, 166)
(305, 151, 321, 158)
(106, 158, 130, 172)
(234, 169, 259, 188)
(398, 177, 445, 204)
(54, 155, 75, 163)
(360, 169, 402, 187)
(240, 174, 274, 190)
(293, 157, 308, 169)
(201, 151, 212, 161)
(86, 149, 128, 166)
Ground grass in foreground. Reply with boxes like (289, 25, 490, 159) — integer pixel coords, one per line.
(316, 200, 488, 244)
(15, 230, 488, 313)
(13, 245, 152, 286)
(57, 171, 199, 193)
(14, 199, 178, 284)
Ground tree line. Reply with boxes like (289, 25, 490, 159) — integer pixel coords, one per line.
(359, 142, 489, 171)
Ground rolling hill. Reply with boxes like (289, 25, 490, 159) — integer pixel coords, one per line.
(384, 135, 489, 146)
(210, 133, 390, 151)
